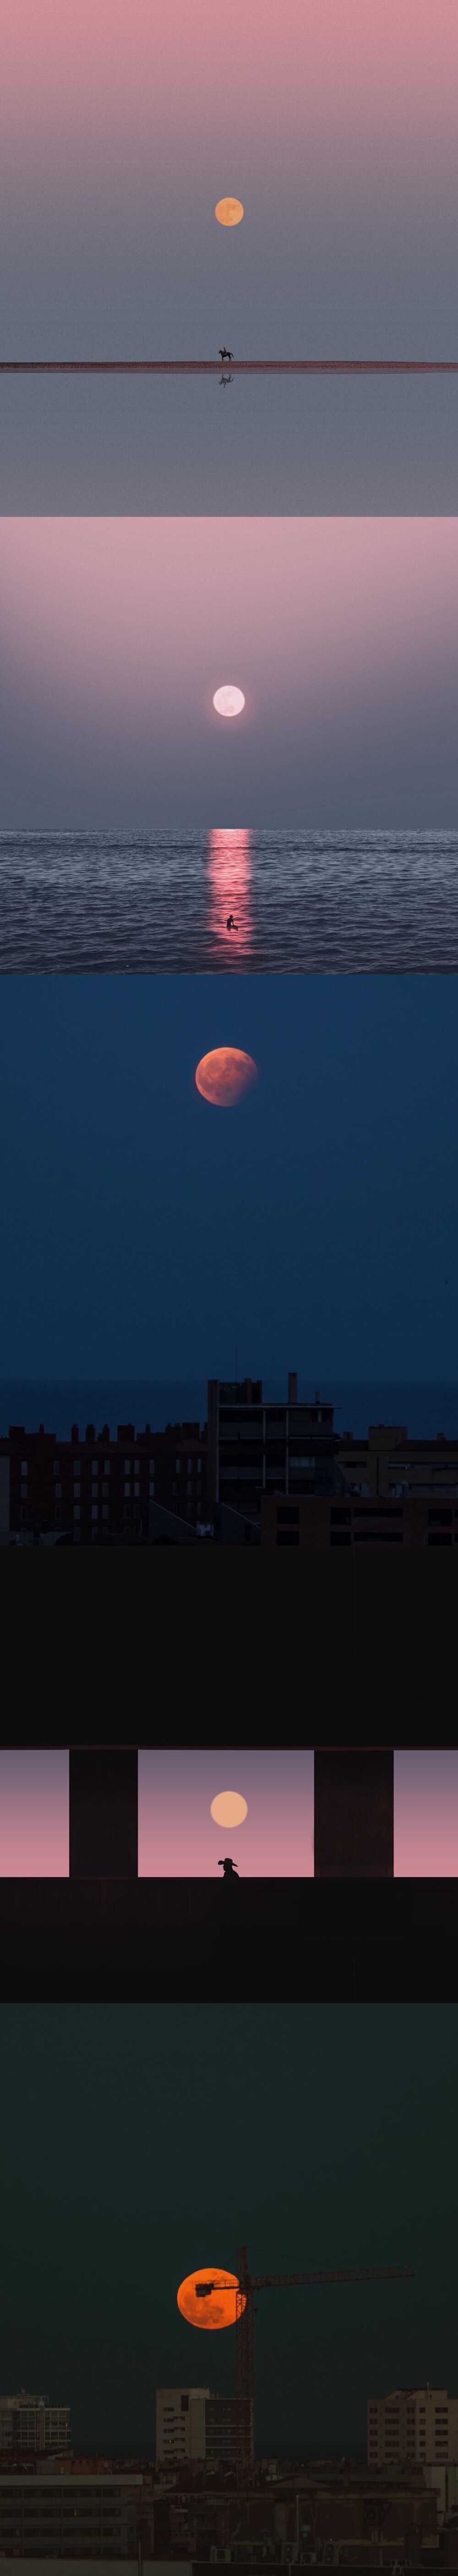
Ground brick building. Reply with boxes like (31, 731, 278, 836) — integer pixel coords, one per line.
(0, 1421, 207, 1545)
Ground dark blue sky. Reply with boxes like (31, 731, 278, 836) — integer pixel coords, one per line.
(0, 975, 457, 1379)
(0, 2002, 457, 2452)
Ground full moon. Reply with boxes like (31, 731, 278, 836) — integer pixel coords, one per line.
(211, 1790, 248, 1827)
(195, 1047, 258, 1108)
(213, 686, 245, 720)
(177, 2267, 245, 2330)
(215, 198, 244, 227)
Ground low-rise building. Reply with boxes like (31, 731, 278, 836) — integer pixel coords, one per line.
(261, 1491, 458, 1545)
(0, 1420, 207, 1544)
(368, 2384, 458, 2468)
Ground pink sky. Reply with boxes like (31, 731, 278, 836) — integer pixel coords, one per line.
(1, 1750, 458, 1875)
(0, 518, 457, 829)
(0, 1752, 69, 1875)
(2, 1, 456, 169)
(138, 1751, 314, 1877)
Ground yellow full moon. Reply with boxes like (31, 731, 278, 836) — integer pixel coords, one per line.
(215, 198, 244, 227)
(213, 686, 245, 719)
(211, 1790, 248, 1828)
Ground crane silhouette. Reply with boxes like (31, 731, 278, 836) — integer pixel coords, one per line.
(192, 2247, 414, 2489)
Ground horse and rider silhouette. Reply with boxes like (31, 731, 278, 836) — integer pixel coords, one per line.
(219, 347, 234, 385)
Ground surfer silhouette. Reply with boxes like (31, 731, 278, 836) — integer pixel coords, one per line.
(218, 1857, 239, 1878)
(226, 914, 238, 931)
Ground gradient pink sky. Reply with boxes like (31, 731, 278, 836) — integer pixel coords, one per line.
(0, 518, 457, 828)
(1, 1750, 458, 1875)
(0, 1752, 69, 1875)
(0, 2, 456, 371)
(138, 1752, 314, 1878)
(3, 2, 456, 169)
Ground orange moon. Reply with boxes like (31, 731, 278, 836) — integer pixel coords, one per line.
(215, 198, 244, 227)
(195, 1048, 258, 1109)
(177, 2267, 245, 2330)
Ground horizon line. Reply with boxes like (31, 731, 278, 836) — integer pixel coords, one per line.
(1, 358, 458, 375)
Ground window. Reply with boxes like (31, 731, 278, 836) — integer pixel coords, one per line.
(53, 1460, 60, 1477)
(103, 1481, 109, 1497)
(21, 1504, 27, 1523)
(21, 1460, 27, 1475)
(74, 1506, 81, 1521)
(277, 1506, 299, 1525)
(104, 1460, 110, 1474)
(55, 1504, 61, 1522)
(149, 1481, 155, 1496)
(92, 1505, 98, 1521)
(55, 1482, 62, 1498)
(197, 1458, 202, 1475)
(103, 1505, 109, 1520)
(74, 1480, 80, 1496)
(21, 1480, 27, 1497)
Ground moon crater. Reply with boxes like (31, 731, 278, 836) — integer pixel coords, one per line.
(215, 198, 244, 227)
(177, 2266, 245, 2330)
(213, 686, 245, 719)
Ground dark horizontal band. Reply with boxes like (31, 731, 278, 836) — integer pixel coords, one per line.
(0, 358, 457, 374)
(0, 1880, 457, 2000)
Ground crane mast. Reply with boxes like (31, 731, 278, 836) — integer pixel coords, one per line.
(234, 2246, 414, 2491)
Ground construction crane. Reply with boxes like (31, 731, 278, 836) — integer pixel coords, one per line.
(195, 2250, 414, 2490)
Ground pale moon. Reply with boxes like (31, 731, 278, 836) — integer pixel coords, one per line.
(211, 1790, 248, 1828)
(177, 2266, 245, 2330)
(215, 198, 244, 227)
(195, 1047, 258, 1109)
(213, 686, 245, 720)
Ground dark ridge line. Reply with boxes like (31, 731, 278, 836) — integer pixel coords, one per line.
(0, 358, 457, 375)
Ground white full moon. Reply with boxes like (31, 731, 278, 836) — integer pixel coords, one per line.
(210, 1790, 248, 1827)
(213, 686, 245, 719)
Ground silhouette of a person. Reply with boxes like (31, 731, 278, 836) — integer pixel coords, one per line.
(218, 1857, 239, 1877)
(219, 350, 234, 365)
(226, 915, 238, 931)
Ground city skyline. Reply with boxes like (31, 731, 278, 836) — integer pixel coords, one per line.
(1, 2002, 457, 2457)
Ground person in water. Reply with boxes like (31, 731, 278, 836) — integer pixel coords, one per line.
(218, 1857, 239, 1877)
(226, 914, 238, 931)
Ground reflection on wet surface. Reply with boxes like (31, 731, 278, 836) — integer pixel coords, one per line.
(1, 830, 458, 972)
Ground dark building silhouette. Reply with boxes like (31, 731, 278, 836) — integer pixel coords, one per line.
(207, 1375, 338, 1529)
(314, 1751, 394, 1878)
(0, 1420, 207, 1544)
(261, 1491, 458, 1547)
(69, 1751, 138, 1880)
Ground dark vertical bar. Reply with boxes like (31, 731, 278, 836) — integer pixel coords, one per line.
(69, 1749, 138, 1878)
(314, 1750, 394, 1877)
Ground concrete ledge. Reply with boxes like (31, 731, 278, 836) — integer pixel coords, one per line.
(0, 1550, 456, 1737)
(0, 1879, 458, 2001)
